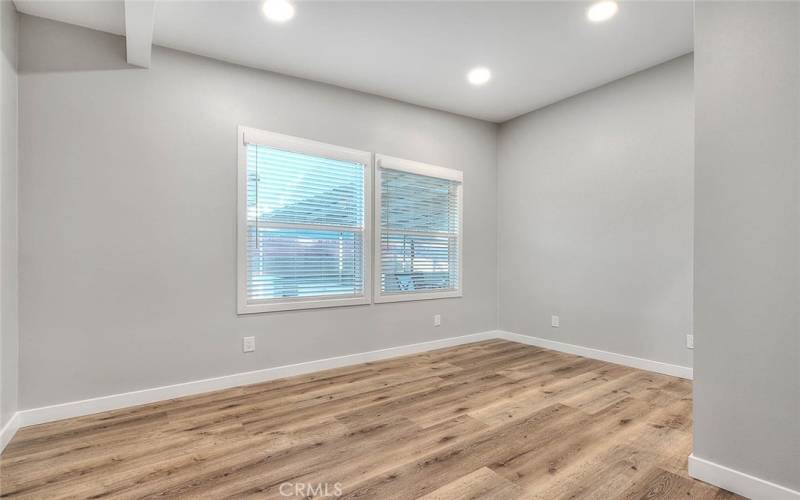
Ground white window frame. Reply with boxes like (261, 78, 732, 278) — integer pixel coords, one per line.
(373, 154, 463, 304)
(237, 126, 372, 314)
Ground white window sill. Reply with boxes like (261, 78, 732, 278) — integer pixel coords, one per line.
(238, 295, 370, 314)
(374, 290, 462, 304)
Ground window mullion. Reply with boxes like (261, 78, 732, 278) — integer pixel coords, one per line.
(380, 228, 455, 238)
(259, 221, 363, 233)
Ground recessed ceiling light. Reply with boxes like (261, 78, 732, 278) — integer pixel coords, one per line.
(587, 1, 618, 22)
(467, 67, 491, 86)
(262, 0, 295, 23)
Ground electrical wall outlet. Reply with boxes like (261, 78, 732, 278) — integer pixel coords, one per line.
(551, 315, 560, 328)
(433, 314, 441, 327)
(686, 334, 694, 349)
(243, 336, 255, 353)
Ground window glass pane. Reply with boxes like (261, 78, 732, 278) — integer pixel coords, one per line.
(380, 233, 458, 293)
(380, 169, 458, 234)
(248, 145, 364, 228)
(379, 167, 460, 295)
(245, 142, 365, 304)
(248, 227, 363, 301)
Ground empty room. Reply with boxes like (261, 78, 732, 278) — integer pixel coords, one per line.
(0, 0, 798, 498)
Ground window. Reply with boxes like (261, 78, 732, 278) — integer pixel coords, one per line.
(237, 127, 371, 313)
(374, 155, 463, 303)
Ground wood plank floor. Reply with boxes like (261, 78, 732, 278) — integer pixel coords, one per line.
(0, 340, 744, 499)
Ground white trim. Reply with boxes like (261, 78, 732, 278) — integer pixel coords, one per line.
(241, 127, 372, 165)
(242, 295, 370, 314)
(689, 454, 800, 500)
(0, 412, 20, 453)
(373, 155, 464, 304)
(497, 330, 693, 380)
(376, 289, 463, 304)
(375, 154, 463, 182)
(236, 126, 373, 314)
(16, 331, 500, 428)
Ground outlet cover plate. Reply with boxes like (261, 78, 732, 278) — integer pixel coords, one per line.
(243, 336, 255, 353)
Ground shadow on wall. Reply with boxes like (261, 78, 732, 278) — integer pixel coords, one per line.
(19, 14, 135, 74)
(1, 2, 16, 71)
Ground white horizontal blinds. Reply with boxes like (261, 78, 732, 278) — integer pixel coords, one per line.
(246, 143, 365, 303)
(380, 168, 460, 294)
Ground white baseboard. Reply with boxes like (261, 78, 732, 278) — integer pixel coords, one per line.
(16, 330, 501, 428)
(0, 412, 20, 453)
(689, 454, 800, 500)
(9, 329, 693, 435)
(13, 329, 691, 430)
(497, 330, 693, 380)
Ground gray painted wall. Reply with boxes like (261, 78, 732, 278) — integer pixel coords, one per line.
(9, 5, 800, 492)
(497, 55, 694, 369)
(17, 15, 498, 409)
(0, 0, 18, 428)
(693, 1, 800, 490)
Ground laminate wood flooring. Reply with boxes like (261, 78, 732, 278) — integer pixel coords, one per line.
(0, 340, 744, 499)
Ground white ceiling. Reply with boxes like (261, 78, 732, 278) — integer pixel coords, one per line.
(14, 1, 693, 123)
